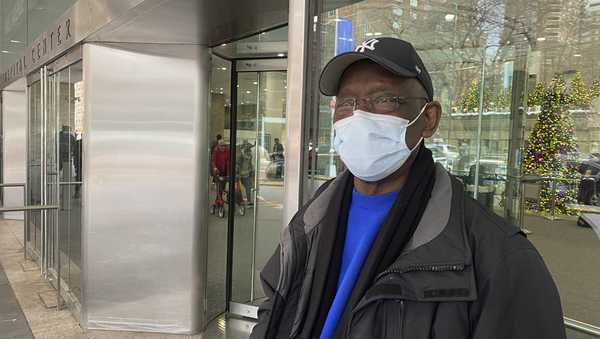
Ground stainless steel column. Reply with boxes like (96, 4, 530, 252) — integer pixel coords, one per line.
(82, 42, 209, 334)
(283, 0, 309, 225)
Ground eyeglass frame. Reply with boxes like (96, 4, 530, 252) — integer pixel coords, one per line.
(334, 95, 430, 117)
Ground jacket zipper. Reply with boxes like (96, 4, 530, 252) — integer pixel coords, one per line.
(399, 299, 405, 339)
(344, 263, 466, 338)
(375, 263, 466, 281)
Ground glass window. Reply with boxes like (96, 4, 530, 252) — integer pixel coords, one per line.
(307, 0, 600, 332)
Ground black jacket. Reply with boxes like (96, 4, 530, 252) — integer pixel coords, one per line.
(251, 165, 566, 339)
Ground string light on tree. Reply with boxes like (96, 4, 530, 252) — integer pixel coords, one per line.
(523, 72, 600, 215)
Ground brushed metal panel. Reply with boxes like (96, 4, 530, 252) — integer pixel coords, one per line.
(2, 78, 28, 220)
(87, 0, 288, 46)
(82, 42, 209, 334)
(2, 0, 290, 88)
(86, 0, 200, 44)
(283, 0, 307, 225)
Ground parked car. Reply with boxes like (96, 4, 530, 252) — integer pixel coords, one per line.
(429, 143, 459, 170)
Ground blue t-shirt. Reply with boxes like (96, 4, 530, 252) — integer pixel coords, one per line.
(319, 188, 399, 339)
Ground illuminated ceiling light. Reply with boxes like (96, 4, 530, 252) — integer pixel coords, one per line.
(365, 32, 374, 36)
(445, 14, 456, 22)
(9, 39, 23, 43)
(1, 50, 11, 54)
(574, 54, 582, 57)
(253, 81, 258, 85)
(246, 90, 251, 94)
(537, 37, 546, 41)
(221, 43, 227, 47)
(277, 53, 285, 57)
(374, 32, 382, 36)
(220, 67, 227, 71)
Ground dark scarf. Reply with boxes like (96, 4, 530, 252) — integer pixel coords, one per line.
(301, 146, 436, 338)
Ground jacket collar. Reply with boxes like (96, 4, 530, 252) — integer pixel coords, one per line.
(304, 164, 464, 261)
(302, 164, 477, 302)
(303, 170, 351, 233)
(395, 163, 472, 266)
(377, 164, 478, 302)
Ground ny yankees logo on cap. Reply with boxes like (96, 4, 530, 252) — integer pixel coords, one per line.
(320, 37, 434, 101)
(355, 39, 379, 52)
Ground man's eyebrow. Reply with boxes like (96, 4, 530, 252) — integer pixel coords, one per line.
(338, 86, 399, 97)
(364, 87, 398, 96)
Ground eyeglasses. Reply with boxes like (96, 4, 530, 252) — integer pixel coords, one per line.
(334, 95, 429, 115)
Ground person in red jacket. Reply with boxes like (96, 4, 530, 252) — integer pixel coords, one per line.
(211, 134, 230, 207)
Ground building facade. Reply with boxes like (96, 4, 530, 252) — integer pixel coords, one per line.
(0, 0, 598, 336)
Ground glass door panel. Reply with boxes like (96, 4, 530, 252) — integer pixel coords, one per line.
(27, 80, 42, 259)
(51, 61, 84, 311)
(253, 71, 286, 300)
(63, 61, 83, 308)
(206, 55, 232, 321)
(231, 69, 287, 311)
(231, 72, 260, 305)
(46, 70, 59, 280)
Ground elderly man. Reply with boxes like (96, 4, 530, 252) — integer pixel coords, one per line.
(251, 38, 566, 339)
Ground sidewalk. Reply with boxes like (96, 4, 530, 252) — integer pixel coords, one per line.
(0, 260, 33, 339)
(0, 219, 85, 338)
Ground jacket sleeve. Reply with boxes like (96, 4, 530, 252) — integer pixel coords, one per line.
(470, 247, 567, 339)
(250, 245, 281, 339)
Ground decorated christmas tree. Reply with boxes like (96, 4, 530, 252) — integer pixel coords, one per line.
(455, 80, 509, 112)
(456, 80, 490, 112)
(493, 87, 512, 110)
(523, 73, 600, 215)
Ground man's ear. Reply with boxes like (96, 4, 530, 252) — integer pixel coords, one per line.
(422, 101, 442, 138)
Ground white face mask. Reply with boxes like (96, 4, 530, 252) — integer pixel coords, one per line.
(333, 104, 426, 182)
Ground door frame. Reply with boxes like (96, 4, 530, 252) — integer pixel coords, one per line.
(25, 45, 83, 315)
(218, 56, 287, 318)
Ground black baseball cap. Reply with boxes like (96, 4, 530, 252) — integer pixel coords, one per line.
(319, 37, 434, 101)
